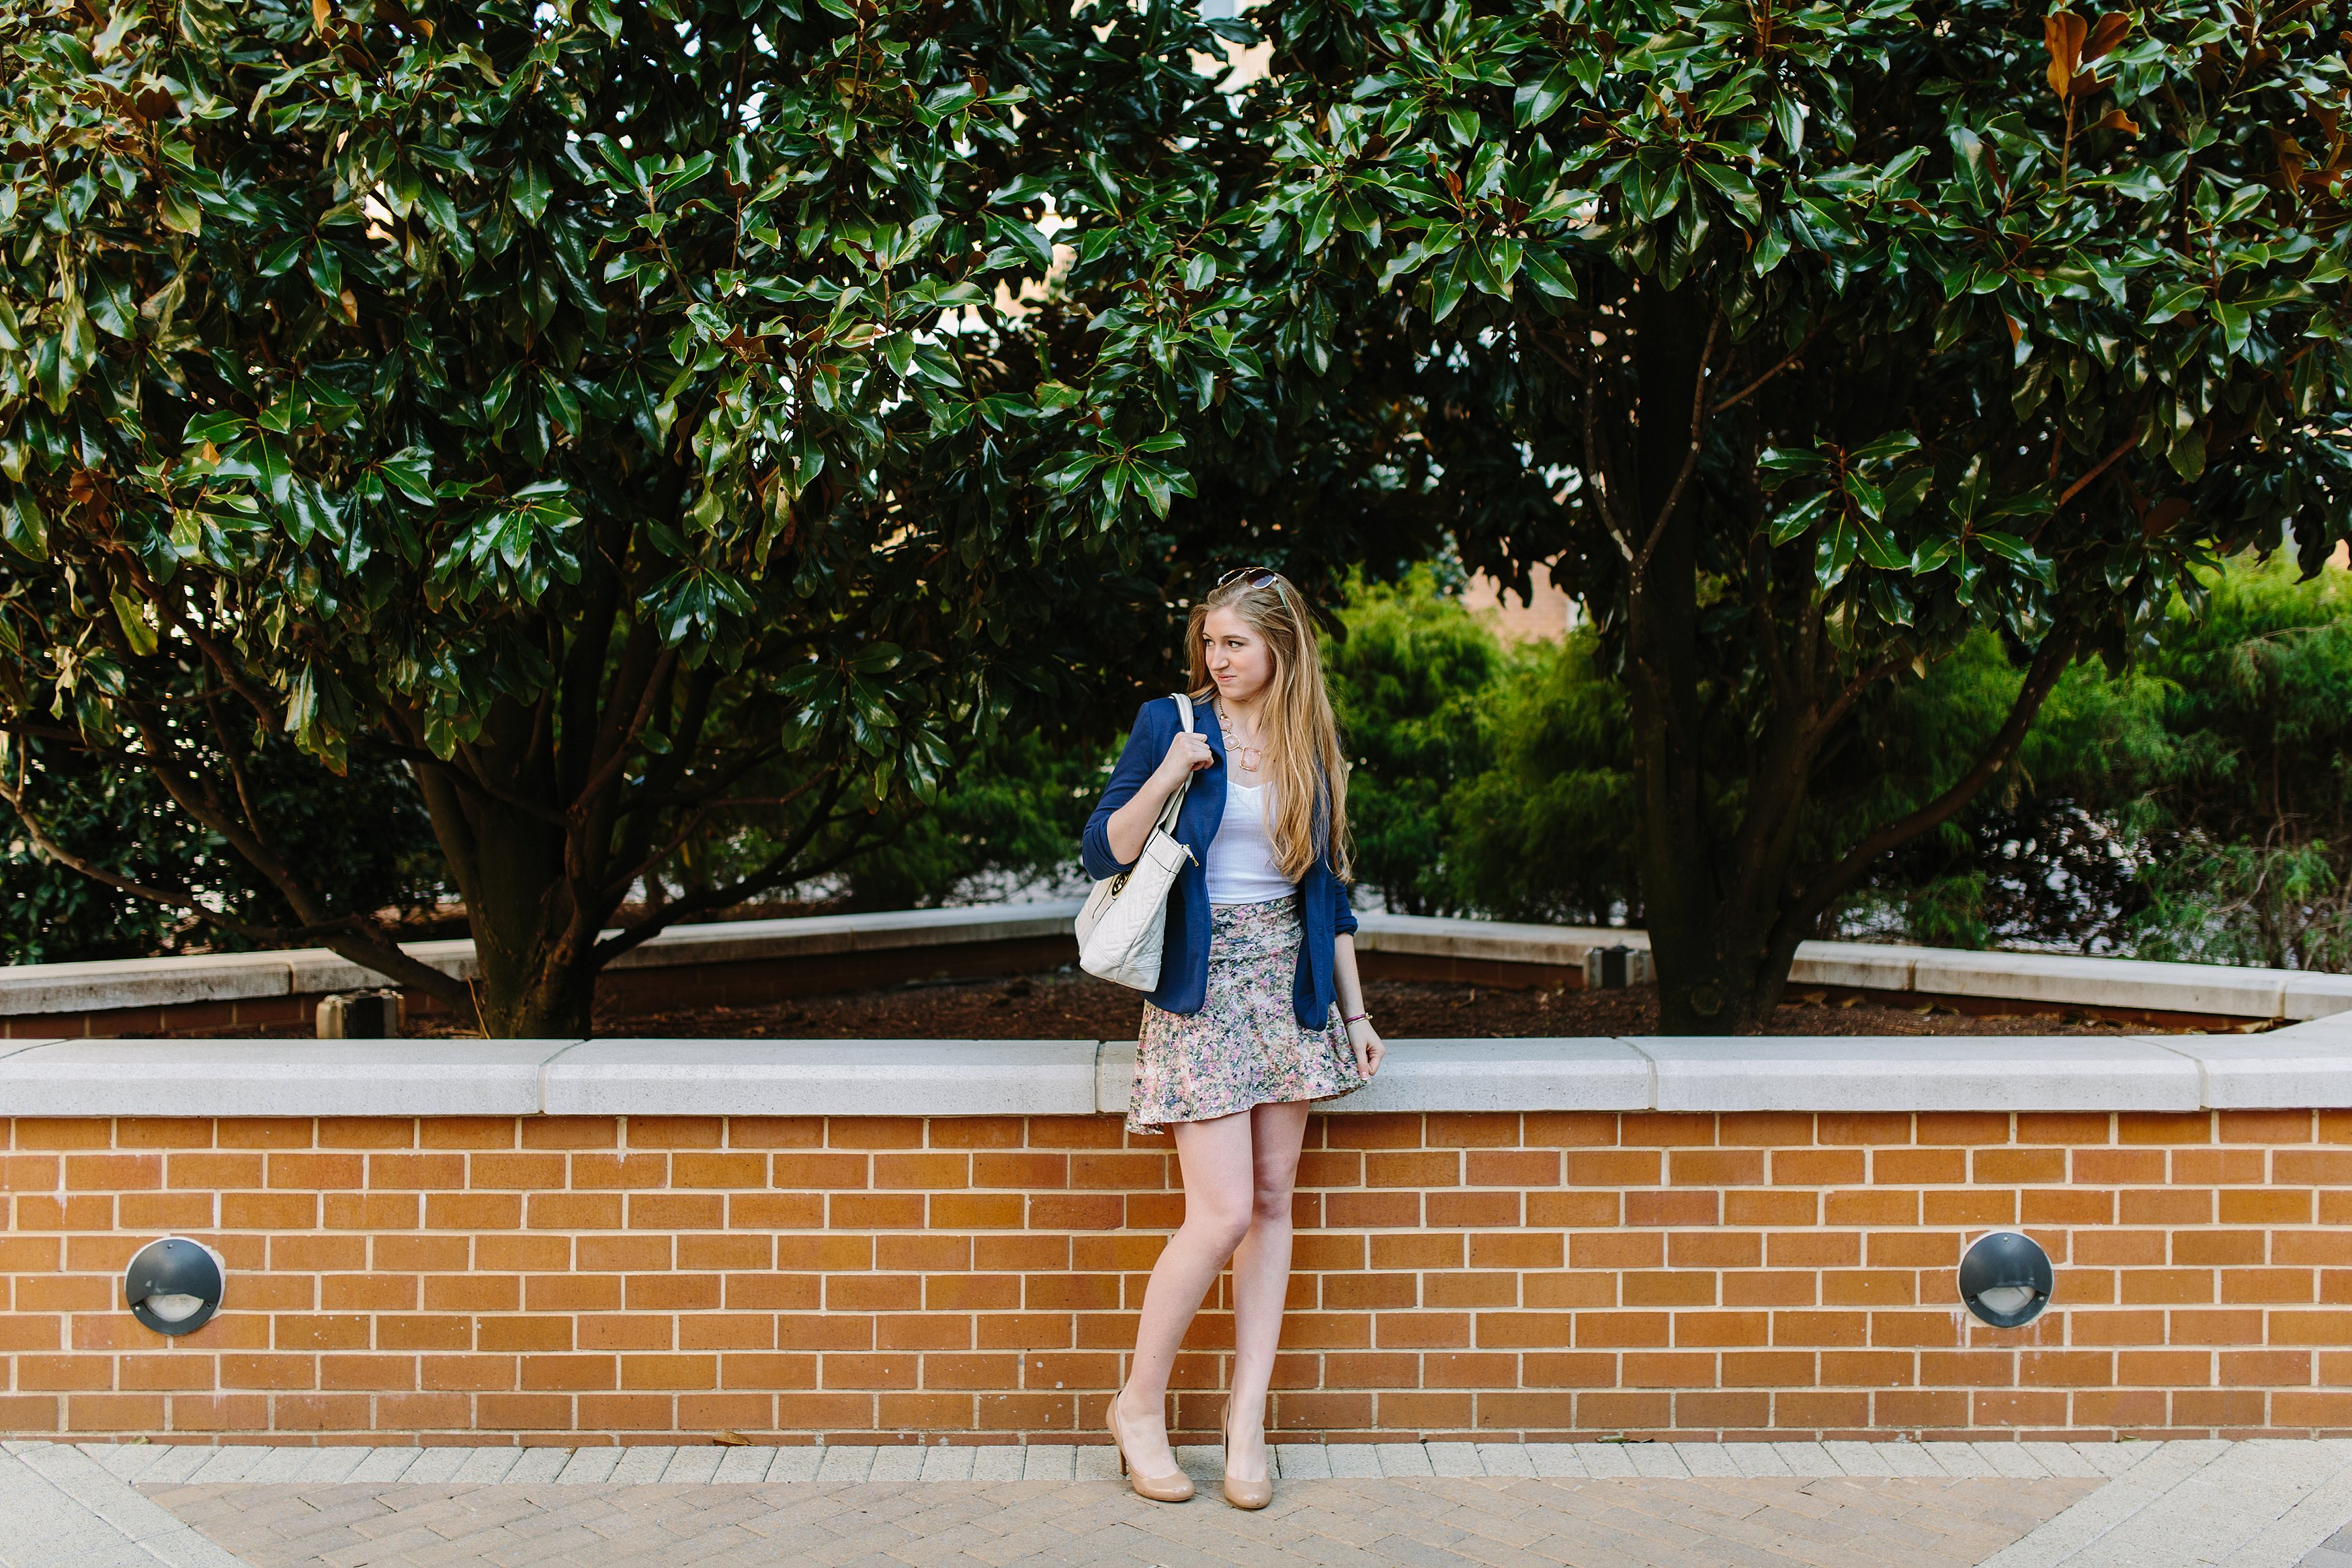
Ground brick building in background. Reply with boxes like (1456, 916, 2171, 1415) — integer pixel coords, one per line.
(1462, 570, 1577, 642)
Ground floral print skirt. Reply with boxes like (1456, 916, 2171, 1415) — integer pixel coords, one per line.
(1128, 896, 1368, 1135)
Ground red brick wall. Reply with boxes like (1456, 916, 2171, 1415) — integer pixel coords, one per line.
(5, 1108, 2349, 1443)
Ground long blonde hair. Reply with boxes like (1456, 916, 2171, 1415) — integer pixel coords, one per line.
(1186, 572, 1351, 883)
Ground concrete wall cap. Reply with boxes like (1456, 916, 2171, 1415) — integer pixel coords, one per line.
(392, 939, 479, 982)
(0, 950, 295, 1016)
(1096, 1043, 1137, 1117)
(7, 1029, 2352, 1114)
(1908, 949, 2287, 1019)
(1309, 1037, 1652, 1115)
(0, 1039, 579, 1117)
(1351, 914, 1644, 965)
(1336, 1043, 1665, 1114)
(2281, 973, 2352, 1021)
(1633, 1035, 2204, 1112)
(2154, 1031, 2352, 1108)
(543, 1038, 1099, 1117)
(1788, 941, 1920, 992)
(600, 900, 1088, 970)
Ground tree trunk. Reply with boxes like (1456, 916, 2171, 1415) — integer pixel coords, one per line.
(410, 753, 601, 1039)
(466, 819, 598, 1039)
(1617, 279, 1775, 1034)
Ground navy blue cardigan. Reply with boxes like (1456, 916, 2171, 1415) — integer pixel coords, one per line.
(1081, 695, 1358, 1028)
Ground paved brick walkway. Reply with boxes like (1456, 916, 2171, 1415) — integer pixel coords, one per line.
(14, 1439, 2352, 1567)
(146, 1475, 2090, 1568)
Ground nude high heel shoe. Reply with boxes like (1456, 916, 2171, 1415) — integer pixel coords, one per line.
(1220, 1397, 1273, 1511)
(1108, 1391, 1193, 1503)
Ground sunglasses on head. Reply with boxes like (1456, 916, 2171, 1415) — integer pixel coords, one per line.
(1217, 566, 1283, 589)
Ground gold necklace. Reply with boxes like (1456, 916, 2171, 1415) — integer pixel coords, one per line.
(1216, 702, 1264, 775)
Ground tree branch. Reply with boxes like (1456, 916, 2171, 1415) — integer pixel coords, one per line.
(608, 765, 821, 909)
(0, 741, 478, 1018)
(616, 738, 799, 818)
(1631, 310, 1724, 578)
(588, 773, 855, 964)
(1802, 655, 1908, 754)
(121, 560, 286, 731)
(450, 737, 568, 824)
(1581, 344, 1636, 552)
(569, 644, 679, 820)
(2056, 429, 2140, 510)
(1525, 318, 1593, 382)
(1710, 320, 1820, 413)
(1787, 625, 2081, 934)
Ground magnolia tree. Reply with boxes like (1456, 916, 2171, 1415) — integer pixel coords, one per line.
(0, 0, 1263, 1034)
(1246, 0, 2352, 1030)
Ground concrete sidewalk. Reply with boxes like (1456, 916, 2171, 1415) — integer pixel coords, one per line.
(11, 1438, 2352, 1567)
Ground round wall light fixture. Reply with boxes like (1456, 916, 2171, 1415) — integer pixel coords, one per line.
(124, 1237, 225, 1336)
(1958, 1230, 2054, 1328)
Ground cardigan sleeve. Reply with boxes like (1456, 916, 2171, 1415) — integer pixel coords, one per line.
(1319, 772, 1359, 937)
(1080, 700, 1167, 882)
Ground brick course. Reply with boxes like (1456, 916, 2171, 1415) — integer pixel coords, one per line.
(5, 1110, 2351, 1442)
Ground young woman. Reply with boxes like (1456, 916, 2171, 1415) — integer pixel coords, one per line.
(1079, 568, 1386, 1510)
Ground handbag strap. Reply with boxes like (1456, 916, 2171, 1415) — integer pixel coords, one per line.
(1153, 692, 1195, 837)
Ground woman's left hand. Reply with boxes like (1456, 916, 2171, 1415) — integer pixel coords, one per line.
(1347, 1018, 1385, 1079)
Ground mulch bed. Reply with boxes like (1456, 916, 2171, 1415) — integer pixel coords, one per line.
(583, 966, 2220, 1040)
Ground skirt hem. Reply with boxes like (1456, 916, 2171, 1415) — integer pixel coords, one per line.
(1124, 1080, 1361, 1137)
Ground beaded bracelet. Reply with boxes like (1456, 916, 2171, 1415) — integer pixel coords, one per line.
(1342, 1012, 1372, 1026)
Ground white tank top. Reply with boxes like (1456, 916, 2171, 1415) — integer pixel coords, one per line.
(1203, 777, 1294, 904)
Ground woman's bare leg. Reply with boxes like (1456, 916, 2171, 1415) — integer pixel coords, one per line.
(1117, 1110, 1255, 1476)
(1222, 1100, 1309, 1482)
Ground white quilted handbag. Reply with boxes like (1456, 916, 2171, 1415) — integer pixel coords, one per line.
(1075, 693, 1199, 990)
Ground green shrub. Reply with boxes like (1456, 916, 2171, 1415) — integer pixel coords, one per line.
(1331, 557, 2352, 973)
(821, 730, 1103, 912)
(1854, 555, 2352, 966)
(1326, 574, 1506, 916)
(0, 740, 445, 965)
(1443, 634, 1638, 926)
(2109, 558, 2352, 967)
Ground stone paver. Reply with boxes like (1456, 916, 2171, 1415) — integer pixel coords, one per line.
(7, 1440, 2352, 1568)
(146, 1475, 2091, 1568)
(2306, 1524, 2352, 1568)
(1984, 1439, 2352, 1567)
(0, 1442, 245, 1568)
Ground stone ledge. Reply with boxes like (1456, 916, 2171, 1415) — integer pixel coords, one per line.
(1908, 949, 2294, 1021)
(2158, 1019, 2352, 1109)
(606, 902, 1090, 971)
(0, 1039, 579, 1117)
(1290, 1036, 1656, 1115)
(540, 1039, 1100, 1118)
(1351, 914, 1638, 969)
(3, 1027, 2349, 1117)
(0, 950, 304, 1018)
(11, 902, 2352, 1025)
(0, 903, 1087, 1018)
(1632, 1035, 2203, 1113)
(1785, 941, 1922, 993)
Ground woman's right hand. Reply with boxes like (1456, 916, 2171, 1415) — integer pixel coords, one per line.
(1154, 729, 1213, 788)
(1099, 721, 1215, 867)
